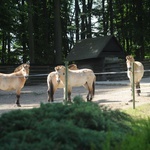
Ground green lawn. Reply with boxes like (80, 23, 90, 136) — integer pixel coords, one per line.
(123, 103, 150, 119)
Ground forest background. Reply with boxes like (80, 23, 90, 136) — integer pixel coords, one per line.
(0, 0, 150, 65)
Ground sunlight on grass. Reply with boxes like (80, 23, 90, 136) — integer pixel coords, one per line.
(123, 104, 150, 119)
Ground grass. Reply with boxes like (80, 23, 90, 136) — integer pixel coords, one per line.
(123, 103, 150, 119)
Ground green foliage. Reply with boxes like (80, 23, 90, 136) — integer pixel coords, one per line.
(0, 97, 133, 150)
(114, 118, 150, 150)
(1, 0, 150, 64)
(123, 104, 150, 119)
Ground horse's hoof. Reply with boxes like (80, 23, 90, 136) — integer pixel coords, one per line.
(17, 104, 21, 107)
(87, 99, 92, 102)
(125, 102, 129, 105)
(14, 104, 21, 107)
(128, 99, 133, 102)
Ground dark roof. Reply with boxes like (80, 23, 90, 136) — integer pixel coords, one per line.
(67, 35, 125, 61)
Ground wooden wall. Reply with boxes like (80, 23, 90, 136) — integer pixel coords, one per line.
(0, 60, 149, 84)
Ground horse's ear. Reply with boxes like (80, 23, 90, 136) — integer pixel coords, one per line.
(55, 66, 59, 71)
(24, 64, 30, 69)
(126, 55, 130, 59)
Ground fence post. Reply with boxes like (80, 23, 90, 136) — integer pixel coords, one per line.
(64, 61, 68, 103)
(132, 62, 135, 109)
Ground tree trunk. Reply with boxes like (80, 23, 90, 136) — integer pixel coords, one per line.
(75, 0, 80, 41)
(27, 0, 35, 64)
(102, 0, 107, 35)
(7, 32, 11, 64)
(137, 0, 144, 60)
(1, 31, 6, 64)
(54, 0, 62, 64)
(109, 0, 113, 34)
(21, 0, 27, 63)
(87, 0, 93, 38)
(42, 0, 49, 60)
(81, 0, 86, 39)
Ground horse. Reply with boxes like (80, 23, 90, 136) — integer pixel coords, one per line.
(47, 64, 78, 102)
(0, 64, 30, 107)
(126, 55, 144, 96)
(55, 65, 96, 102)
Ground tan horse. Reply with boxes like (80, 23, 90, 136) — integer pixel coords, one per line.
(126, 55, 144, 96)
(55, 65, 96, 102)
(0, 64, 30, 107)
(47, 64, 78, 102)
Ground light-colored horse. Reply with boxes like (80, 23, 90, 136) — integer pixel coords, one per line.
(0, 64, 30, 107)
(47, 64, 78, 102)
(55, 65, 96, 102)
(126, 55, 144, 96)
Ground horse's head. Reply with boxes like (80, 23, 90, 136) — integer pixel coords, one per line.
(21, 66, 29, 79)
(55, 66, 66, 82)
(126, 55, 135, 71)
(23, 64, 30, 74)
(14, 63, 30, 74)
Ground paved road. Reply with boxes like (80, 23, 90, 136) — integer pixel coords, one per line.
(0, 77, 150, 115)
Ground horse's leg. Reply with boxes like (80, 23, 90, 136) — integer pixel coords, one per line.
(85, 82, 94, 101)
(129, 79, 133, 96)
(83, 83, 90, 101)
(68, 89, 72, 102)
(15, 90, 21, 107)
(88, 81, 95, 101)
(63, 87, 72, 102)
(136, 82, 141, 96)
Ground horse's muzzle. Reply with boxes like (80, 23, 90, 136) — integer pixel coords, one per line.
(25, 75, 29, 79)
(57, 79, 61, 83)
(128, 67, 131, 71)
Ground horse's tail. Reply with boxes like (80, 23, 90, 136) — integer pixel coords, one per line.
(92, 76, 96, 96)
(49, 79, 54, 101)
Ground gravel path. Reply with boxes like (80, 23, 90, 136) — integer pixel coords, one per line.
(0, 78, 150, 115)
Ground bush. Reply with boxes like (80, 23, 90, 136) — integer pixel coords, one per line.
(114, 118, 150, 150)
(0, 96, 133, 150)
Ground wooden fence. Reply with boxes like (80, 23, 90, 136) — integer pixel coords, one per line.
(0, 65, 54, 85)
(0, 60, 150, 85)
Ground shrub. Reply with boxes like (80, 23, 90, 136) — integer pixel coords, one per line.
(114, 118, 150, 150)
(0, 96, 133, 150)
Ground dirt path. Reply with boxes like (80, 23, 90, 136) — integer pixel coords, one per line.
(0, 83, 150, 115)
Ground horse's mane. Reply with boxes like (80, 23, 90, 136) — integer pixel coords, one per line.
(14, 63, 30, 73)
(55, 64, 78, 71)
(68, 64, 77, 69)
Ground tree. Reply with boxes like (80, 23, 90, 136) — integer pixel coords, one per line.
(54, 0, 62, 64)
(27, 0, 35, 64)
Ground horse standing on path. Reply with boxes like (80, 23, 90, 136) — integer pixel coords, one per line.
(0, 64, 30, 107)
(55, 65, 96, 102)
(126, 55, 144, 96)
(47, 64, 78, 102)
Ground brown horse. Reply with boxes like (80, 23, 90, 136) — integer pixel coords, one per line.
(47, 64, 78, 102)
(55, 65, 96, 102)
(0, 64, 30, 107)
(126, 55, 144, 96)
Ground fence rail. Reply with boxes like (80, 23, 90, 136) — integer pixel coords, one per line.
(0, 60, 150, 85)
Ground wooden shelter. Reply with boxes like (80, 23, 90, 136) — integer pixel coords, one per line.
(66, 35, 125, 80)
